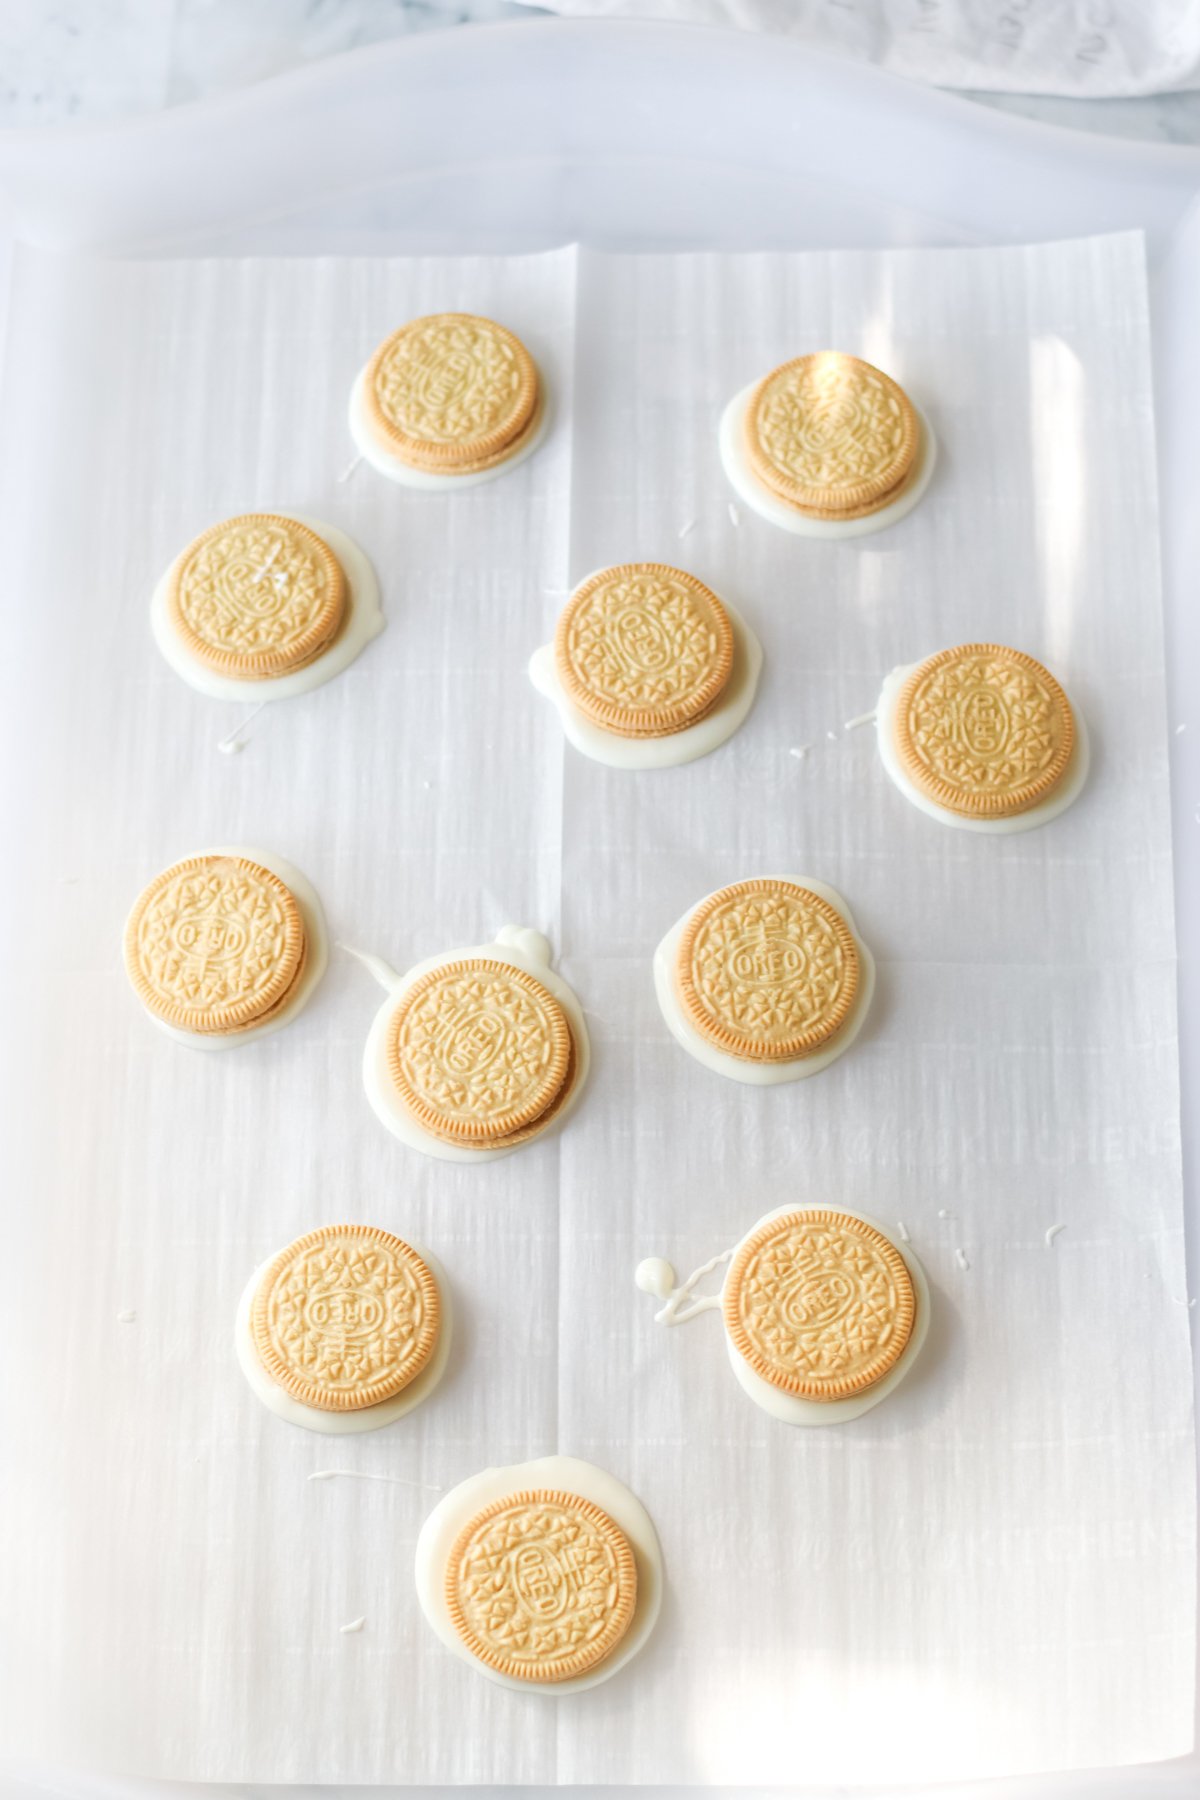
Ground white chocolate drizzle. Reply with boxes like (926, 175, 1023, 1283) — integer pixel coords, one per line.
(337, 941, 401, 991)
(308, 1469, 441, 1491)
(635, 1247, 735, 1325)
(216, 700, 269, 756)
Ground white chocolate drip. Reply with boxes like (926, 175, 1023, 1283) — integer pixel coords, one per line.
(338, 941, 401, 991)
(308, 1468, 441, 1491)
(635, 1247, 735, 1325)
(216, 700, 269, 756)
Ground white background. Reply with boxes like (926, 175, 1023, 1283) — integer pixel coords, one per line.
(0, 230, 1192, 1786)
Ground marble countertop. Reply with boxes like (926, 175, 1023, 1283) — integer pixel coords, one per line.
(5, 0, 1200, 142)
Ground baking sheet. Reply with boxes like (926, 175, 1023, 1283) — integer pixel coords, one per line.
(0, 233, 1193, 1785)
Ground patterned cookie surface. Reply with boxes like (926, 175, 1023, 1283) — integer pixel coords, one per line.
(724, 1209, 915, 1400)
(554, 563, 735, 738)
(251, 1224, 439, 1412)
(124, 854, 307, 1035)
(895, 644, 1075, 818)
(446, 1489, 637, 1683)
(386, 959, 571, 1144)
(365, 313, 538, 471)
(676, 879, 860, 1062)
(744, 352, 918, 518)
(167, 514, 346, 678)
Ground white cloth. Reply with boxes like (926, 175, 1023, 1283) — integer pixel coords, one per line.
(517, 0, 1200, 96)
(0, 233, 1192, 1786)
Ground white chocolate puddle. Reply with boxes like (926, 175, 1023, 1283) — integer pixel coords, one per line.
(637, 1205, 930, 1426)
(235, 1244, 453, 1435)
(719, 383, 937, 540)
(875, 661, 1090, 833)
(348, 367, 550, 490)
(529, 595, 763, 770)
(415, 1455, 662, 1694)
(357, 926, 590, 1163)
(151, 515, 383, 703)
(653, 876, 875, 1086)
(132, 845, 328, 1052)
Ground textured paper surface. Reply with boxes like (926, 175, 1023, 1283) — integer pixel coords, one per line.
(0, 234, 1193, 1786)
(519, 1, 1200, 97)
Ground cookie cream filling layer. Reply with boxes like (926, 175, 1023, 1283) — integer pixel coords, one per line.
(876, 661, 1091, 833)
(348, 368, 550, 490)
(528, 595, 763, 770)
(719, 384, 937, 540)
(415, 1455, 662, 1694)
(723, 1206, 930, 1425)
(234, 1245, 452, 1435)
(653, 877, 875, 1086)
(362, 926, 590, 1163)
(151, 516, 383, 703)
(136, 846, 328, 1051)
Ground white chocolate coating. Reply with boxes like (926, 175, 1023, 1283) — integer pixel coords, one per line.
(722, 1206, 930, 1424)
(875, 660, 1090, 833)
(637, 1206, 929, 1426)
(234, 1244, 453, 1435)
(528, 595, 762, 770)
(132, 845, 328, 1052)
(653, 876, 875, 1085)
(348, 368, 549, 490)
(362, 926, 590, 1163)
(414, 1455, 662, 1694)
(719, 383, 937, 539)
(151, 516, 383, 702)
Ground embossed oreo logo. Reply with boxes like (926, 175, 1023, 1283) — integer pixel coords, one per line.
(304, 1286, 385, 1340)
(505, 1543, 574, 1620)
(172, 909, 249, 963)
(730, 931, 804, 987)
(956, 687, 1010, 757)
(613, 604, 672, 674)
(779, 1269, 856, 1332)
(799, 394, 859, 450)
(412, 346, 476, 411)
(438, 1005, 509, 1078)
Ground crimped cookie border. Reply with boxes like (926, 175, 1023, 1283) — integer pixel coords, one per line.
(364, 312, 539, 471)
(723, 1207, 916, 1401)
(554, 562, 735, 739)
(250, 1222, 441, 1413)
(444, 1487, 638, 1684)
(894, 642, 1076, 818)
(743, 352, 919, 517)
(166, 513, 347, 679)
(124, 853, 307, 1035)
(675, 878, 861, 1063)
(386, 957, 572, 1145)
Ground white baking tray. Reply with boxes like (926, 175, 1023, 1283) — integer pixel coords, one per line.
(1, 18, 1197, 1799)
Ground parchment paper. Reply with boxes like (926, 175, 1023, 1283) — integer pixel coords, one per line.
(0, 233, 1193, 1786)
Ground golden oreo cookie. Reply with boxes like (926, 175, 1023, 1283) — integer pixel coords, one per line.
(724, 1209, 915, 1401)
(250, 1224, 439, 1413)
(895, 644, 1075, 818)
(445, 1489, 637, 1683)
(554, 564, 735, 739)
(364, 313, 539, 473)
(386, 959, 571, 1145)
(124, 854, 307, 1035)
(744, 352, 919, 519)
(167, 514, 346, 679)
(676, 879, 860, 1063)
